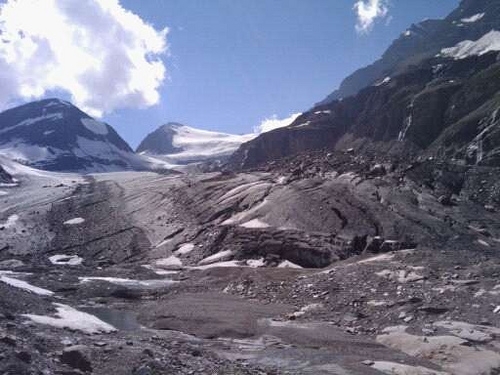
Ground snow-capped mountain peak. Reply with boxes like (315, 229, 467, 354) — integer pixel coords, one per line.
(137, 122, 255, 165)
(0, 99, 146, 172)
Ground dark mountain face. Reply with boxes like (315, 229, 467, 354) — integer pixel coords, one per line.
(0, 99, 143, 172)
(136, 123, 184, 155)
(0, 165, 13, 184)
(230, 0, 500, 170)
(318, 0, 500, 105)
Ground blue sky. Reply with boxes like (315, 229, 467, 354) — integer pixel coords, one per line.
(109, 0, 459, 148)
(0, 0, 460, 148)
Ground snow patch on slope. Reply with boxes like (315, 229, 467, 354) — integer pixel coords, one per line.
(0, 271, 54, 296)
(49, 255, 83, 266)
(81, 119, 108, 135)
(167, 124, 255, 163)
(0, 113, 63, 135)
(461, 13, 485, 23)
(1, 214, 19, 228)
(23, 303, 116, 334)
(64, 217, 85, 225)
(441, 30, 500, 59)
(0, 142, 65, 164)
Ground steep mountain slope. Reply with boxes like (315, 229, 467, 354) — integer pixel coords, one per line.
(230, 0, 500, 170)
(318, 0, 500, 105)
(0, 99, 146, 172)
(0, 164, 13, 184)
(137, 122, 255, 165)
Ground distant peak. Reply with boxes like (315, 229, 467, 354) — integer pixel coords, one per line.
(159, 122, 188, 131)
(35, 98, 72, 107)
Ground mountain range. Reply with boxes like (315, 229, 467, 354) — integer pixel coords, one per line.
(317, 0, 500, 105)
(0, 0, 499, 175)
(1, 1, 500, 373)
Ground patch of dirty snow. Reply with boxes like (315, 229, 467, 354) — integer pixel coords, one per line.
(1, 214, 19, 228)
(221, 199, 269, 225)
(246, 258, 265, 268)
(357, 253, 395, 264)
(79, 276, 177, 288)
(0, 271, 53, 296)
(142, 265, 179, 276)
(198, 250, 234, 265)
(49, 255, 83, 266)
(478, 239, 490, 247)
(155, 255, 183, 269)
(374, 76, 391, 86)
(0, 190, 8, 196)
(155, 238, 173, 248)
(376, 269, 424, 283)
(291, 303, 324, 318)
(190, 260, 242, 270)
(276, 176, 288, 185)
(278, 260, 302, 269)
(217, 181, 265, 203)
(63, 217, 85, 225)
(461, 13, 485, 23)
(240, 218, 270, 229)
(23, 303, 116, 334)
(175, 243, 195, 255)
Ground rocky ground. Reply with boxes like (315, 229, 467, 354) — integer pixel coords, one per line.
(0, 155, 499, 374)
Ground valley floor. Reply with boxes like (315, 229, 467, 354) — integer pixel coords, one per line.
(1, 162, 500, 374)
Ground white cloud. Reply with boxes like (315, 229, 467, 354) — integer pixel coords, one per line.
(254, 113, 302, 134)
(353, 0, 389, 34)
(0, 0, 168, 117)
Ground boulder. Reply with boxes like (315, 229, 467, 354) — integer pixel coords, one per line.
(60, 345, 92, 373)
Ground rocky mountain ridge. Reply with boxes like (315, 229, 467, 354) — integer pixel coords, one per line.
(318, 0, 500, 105)
(230, 42, 500, 169)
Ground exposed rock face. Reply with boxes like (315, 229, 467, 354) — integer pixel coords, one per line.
(136, 123, 184, 156)
(0, 99, 144, 172)
(0, 165, 13, 184)
(317, 0, 500, 105)
(60, 345, 92, 372)
(227, 0, 500, 172)
(230, 51, 500, 169)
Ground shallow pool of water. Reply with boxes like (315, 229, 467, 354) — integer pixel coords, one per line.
(81, 307, 141, 331)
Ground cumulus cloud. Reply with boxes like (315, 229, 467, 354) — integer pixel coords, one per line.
(0, 0, 168, 117)
(254, 113, 302, 134)
(353, 0, 389, 34)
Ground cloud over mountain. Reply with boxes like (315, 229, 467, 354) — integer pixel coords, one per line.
(353, 0, 389, 34)
(0, 0, 168, 117)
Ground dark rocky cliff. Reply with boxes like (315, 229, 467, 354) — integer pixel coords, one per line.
(229, 0, 500, 169)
